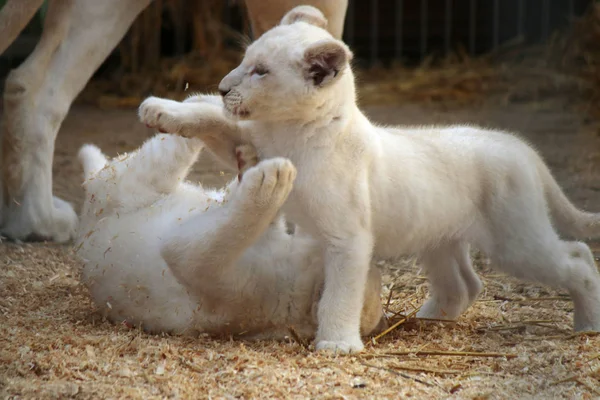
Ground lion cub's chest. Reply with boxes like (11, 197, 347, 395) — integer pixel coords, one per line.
(249, 124, 363, 238)
(254, 153, 328, 237)
(279, 168, 323, 237)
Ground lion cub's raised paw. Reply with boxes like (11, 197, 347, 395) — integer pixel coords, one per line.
(239, 158, 296, 210)
(183, 93, 223, 107)
(138, 96, 186, 135)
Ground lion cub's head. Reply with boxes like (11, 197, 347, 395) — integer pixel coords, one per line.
(218, 5, 354, 122)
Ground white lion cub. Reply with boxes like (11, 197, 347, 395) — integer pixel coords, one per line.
(138, 6, 600, 353)
(76, 133, 385, 339)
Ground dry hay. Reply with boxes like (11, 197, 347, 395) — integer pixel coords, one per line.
(549, 2, 600, 118)
(3, 240, 600, 399)
(355, 54, 589, 112)
(359, 2, 600, 116)
(78, 48, 244, 110)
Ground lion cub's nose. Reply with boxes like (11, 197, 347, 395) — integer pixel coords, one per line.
(219, 87, 230, 97)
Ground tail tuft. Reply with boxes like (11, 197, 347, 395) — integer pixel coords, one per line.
(78, 144, 107, 179)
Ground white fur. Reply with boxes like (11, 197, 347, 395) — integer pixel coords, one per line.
(75, 133, 384, 339)
(0, 0, 347, 243)
(138, 6, 600, 354)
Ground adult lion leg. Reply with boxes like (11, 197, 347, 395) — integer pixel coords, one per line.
(0, 0, 151, 242)
(0, 0, 45, 54)
(245, 0, 348, 39)
(162, 158, 296, 298)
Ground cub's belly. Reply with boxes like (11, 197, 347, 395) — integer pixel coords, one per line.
(370, 192, 477, 259)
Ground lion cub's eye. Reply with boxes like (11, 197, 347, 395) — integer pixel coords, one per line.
(252, 65, 269, 77)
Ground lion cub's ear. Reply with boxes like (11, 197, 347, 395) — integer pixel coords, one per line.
(303, 39, 353, 87)
(280, 5, 328, 30)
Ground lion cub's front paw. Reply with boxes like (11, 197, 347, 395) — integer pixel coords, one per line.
(315, 329, 365, 354)
(315, 339, 365, 355)
(240, 158, 296, 209)
(139, 96, 185, 136)
(183, 93, 223, 107)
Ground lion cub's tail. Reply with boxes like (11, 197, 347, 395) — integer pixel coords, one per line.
(539, 160, 600, 239)
(78, 144, 108, 180)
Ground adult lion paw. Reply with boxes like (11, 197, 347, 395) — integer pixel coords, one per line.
(1, 196, 77, 243)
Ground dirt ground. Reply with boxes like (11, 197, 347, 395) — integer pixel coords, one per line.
(2, 96, 600, 399)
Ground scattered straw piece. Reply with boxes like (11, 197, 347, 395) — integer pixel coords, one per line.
(371, 307, 421, 343)
(287, 326, 309, 350)
(552, 366, 600, 385)
(573, 379, 600, 396)
(358, 361, 438, 389)
(522, 331, 600, 341)
(491, 295, 570, 302)
(364, 351, 517, 359)
(476, 320, 559, 332)
(387, 363, 463, 376)
(178, 357, 204, 373)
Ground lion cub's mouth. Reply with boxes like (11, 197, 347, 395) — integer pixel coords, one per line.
(226, 105, 251, 119)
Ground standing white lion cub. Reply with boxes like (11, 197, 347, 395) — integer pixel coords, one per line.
(76, 132, 385, 339)
(138, 6, 600, 353)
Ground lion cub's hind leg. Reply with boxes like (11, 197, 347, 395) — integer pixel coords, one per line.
(162, 158, 297, 298)
(235, 144, 298, 235)
(416, 241, 483, 320)
(484, 212, 600, 332)
(131, 134, 203, 192)
(559, 241, 600, 332)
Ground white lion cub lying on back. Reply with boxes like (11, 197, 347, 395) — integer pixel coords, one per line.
(76, 133, 385, 339)
(138, 5, 600, 354)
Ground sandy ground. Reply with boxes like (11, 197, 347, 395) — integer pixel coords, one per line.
(2, 98, 600, 399)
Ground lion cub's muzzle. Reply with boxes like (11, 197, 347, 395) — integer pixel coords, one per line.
(222, 90, 250, 118)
